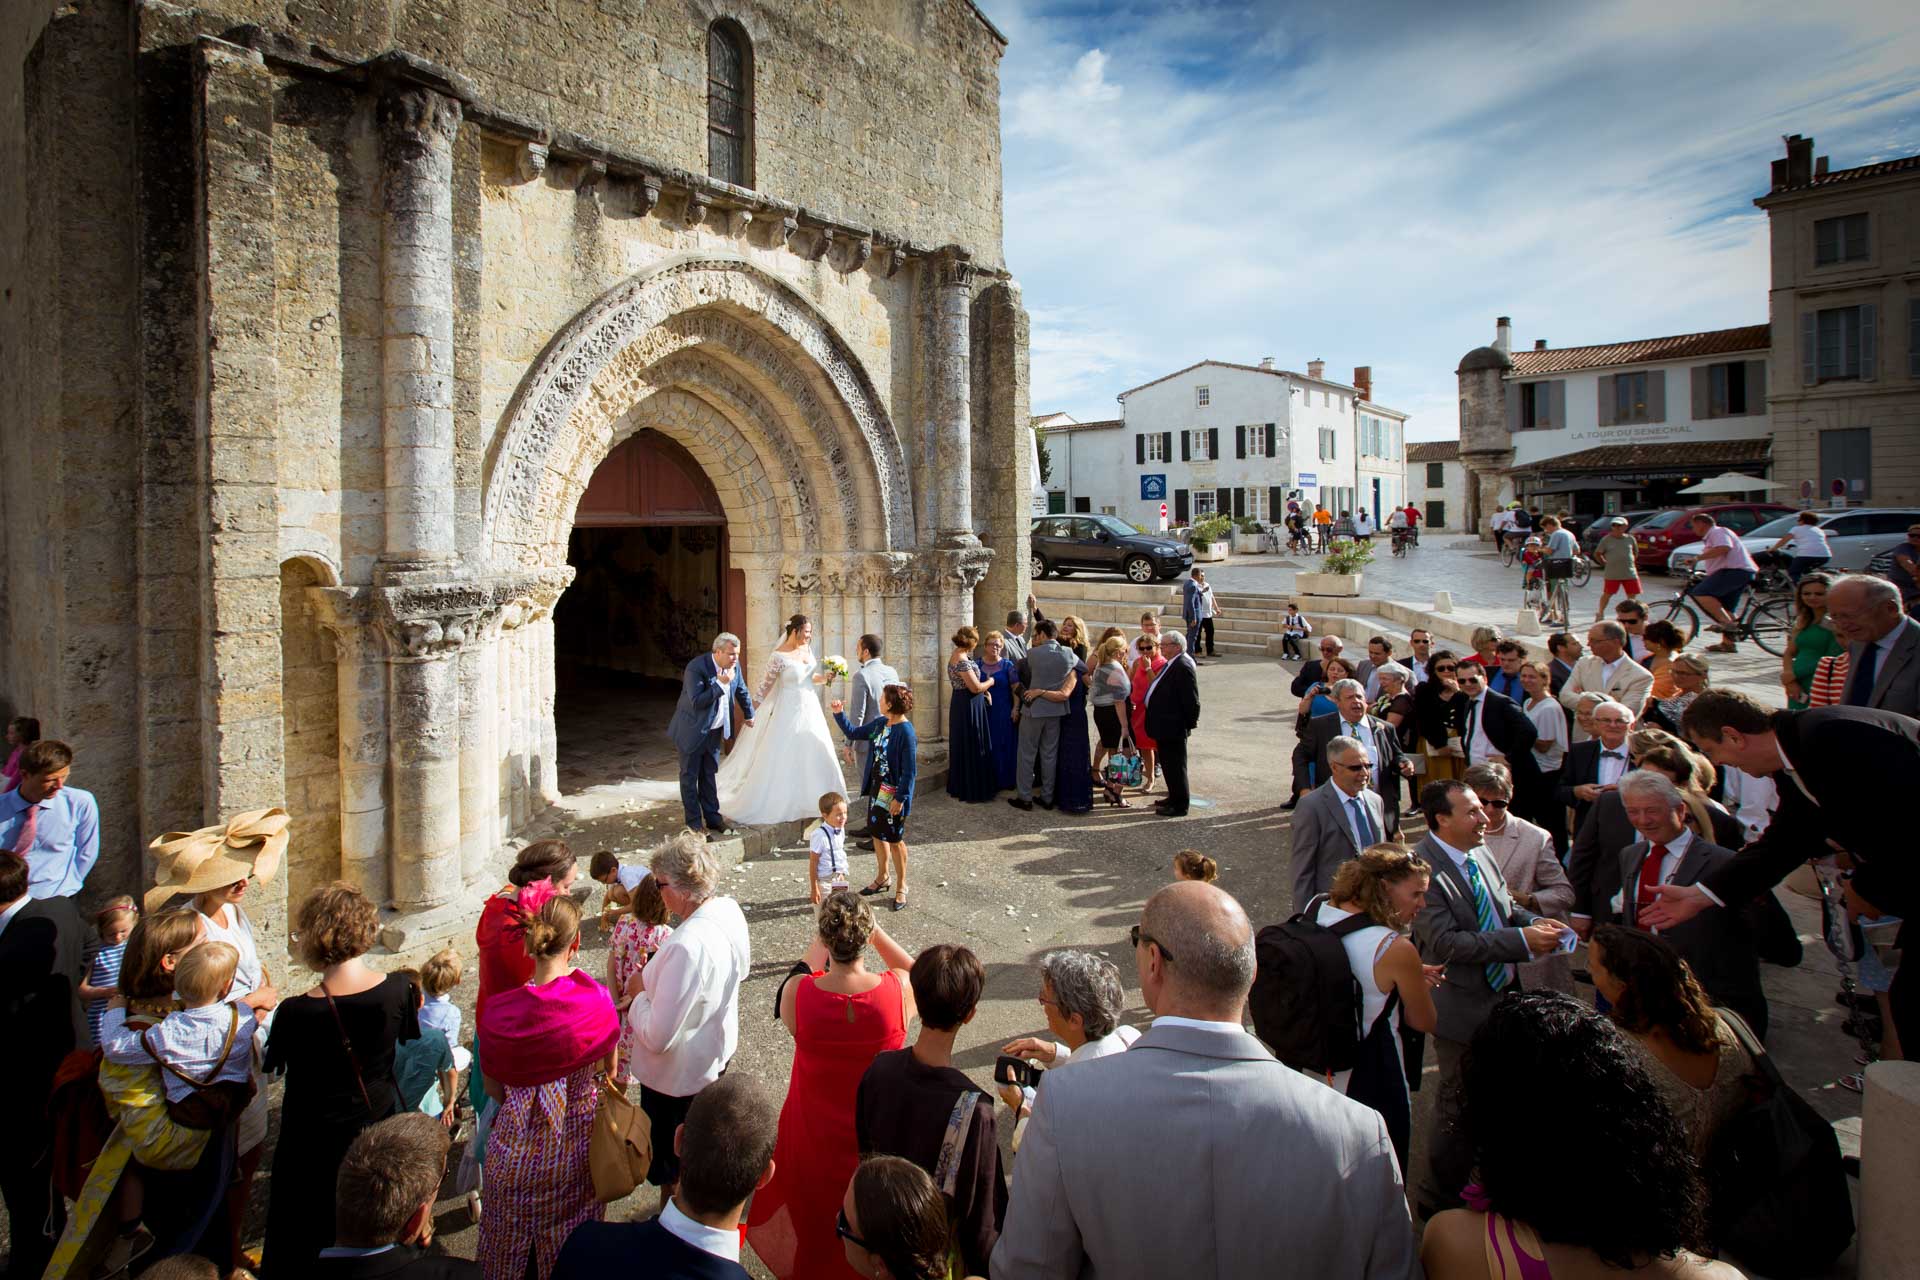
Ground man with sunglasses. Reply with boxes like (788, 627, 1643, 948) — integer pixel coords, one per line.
(993, 882, 1418, 1279)
(1452, 665, 1544, 826)
(1290, 736, 1391, 910)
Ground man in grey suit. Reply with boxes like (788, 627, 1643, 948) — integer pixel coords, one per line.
(1828, 574, 1920, 717)
(1413, 779, 1571, 1217)
(1614, 770, 1768, 1036)
(1008, 620, 1078, 811)
(1292, 679, 1410, 835)
(844, 633, 899, 840)
(666, 633, 755, 837)
(1290, 736, 1388, 909)
(991, 881, 1418, 1280)
(1001, 595, 1042, 664)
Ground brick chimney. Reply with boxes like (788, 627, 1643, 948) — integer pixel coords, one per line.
(1307, 358, 1325, 380)
(1352, 366, 1373, 402)
(1259, 356, 1275, 370)
(1534, 339, 1548, 350)
(1494, 316, 1512, 355)
(1772, 134, 1817, 191)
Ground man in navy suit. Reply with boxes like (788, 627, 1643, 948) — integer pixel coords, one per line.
(667, 633, 756, 837)
(552, 1075, 778, 1280)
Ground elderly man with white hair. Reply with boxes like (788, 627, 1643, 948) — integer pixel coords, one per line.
(625, 830, 751, 1196)
(1826, 573, 1920, 716)
(666, 631, 756, 837)
(1290, 734, 1391, 909)
(1557, 698, 1634, 837)
(1143, 631, 1200, 817)
(1295, 677, 1410, 836)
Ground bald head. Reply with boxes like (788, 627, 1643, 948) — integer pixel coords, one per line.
(1139, 881, 1255, 1019)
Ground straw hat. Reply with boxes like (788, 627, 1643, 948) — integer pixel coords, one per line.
(146, 807, 290, 913)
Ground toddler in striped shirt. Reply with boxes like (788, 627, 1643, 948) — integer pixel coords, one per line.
(80, 895, 137, 1046)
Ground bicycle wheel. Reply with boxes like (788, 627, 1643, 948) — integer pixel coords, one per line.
(1501, 538, 1518, 567)
(1571, 557, 1592, 588)
(1744, 598, 1792, 657)
(1548, 580, 1570, 626)
(1650, 597, 1699, 647)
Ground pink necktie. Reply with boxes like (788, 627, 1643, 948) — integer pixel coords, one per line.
(13, 803, 39, 854)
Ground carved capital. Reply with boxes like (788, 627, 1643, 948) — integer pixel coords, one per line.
(778, 215, 799, 247)
(684, 188, 713, 228)
(377, 85, 462, 160)
(635, 172, 663, 217)
(727, 207, 754, 237)
(845, 236, 873, 273)
(877, 236, 910, 279)
(936, 245, 977, 291)
(800, 226, 834, 262)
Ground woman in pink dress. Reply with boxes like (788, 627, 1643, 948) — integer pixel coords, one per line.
(1127, 634, 1166, 795)
(747, 891, 916, 1280)
(477, 894, 619, 1280)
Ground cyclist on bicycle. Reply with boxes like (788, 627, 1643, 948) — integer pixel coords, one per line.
(1402, 502, 1422, 545)
(1537, 515, 1579, 627)
(1386, 504, 1411, 553)
(1492, 505, 1516, 552)
(1684, 512, 1758, 653)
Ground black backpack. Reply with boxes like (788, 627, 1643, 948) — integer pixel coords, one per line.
(1248, 899, 1371, 1075)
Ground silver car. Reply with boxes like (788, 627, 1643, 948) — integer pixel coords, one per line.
(1668, 507, 1920, 574)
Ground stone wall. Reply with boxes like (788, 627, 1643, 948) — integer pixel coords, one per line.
(0, 1, 1024, 957)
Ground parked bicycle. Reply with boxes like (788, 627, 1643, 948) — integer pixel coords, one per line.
(1643, 570, 1793, 656)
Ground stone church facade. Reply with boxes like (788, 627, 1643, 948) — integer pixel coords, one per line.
(0, 0, 1030, 964)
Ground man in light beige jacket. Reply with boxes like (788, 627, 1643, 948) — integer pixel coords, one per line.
(1557, 620, 1651, 741)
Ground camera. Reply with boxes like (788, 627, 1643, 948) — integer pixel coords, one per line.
(994, 1054, 1043, 1090)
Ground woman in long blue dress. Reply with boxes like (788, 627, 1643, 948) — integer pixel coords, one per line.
(981, 630, 1018, 792)
(945, 627, 999, 802)
(1055, 617, 1095, 814)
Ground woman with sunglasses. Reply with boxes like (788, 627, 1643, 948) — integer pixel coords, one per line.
(1126, 634, 1166, 795)
(1414, 650, 1469, 785)
(838, 1156, 953, 1280)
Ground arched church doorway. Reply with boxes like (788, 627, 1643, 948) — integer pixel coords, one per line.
(553, 429, 747, 791)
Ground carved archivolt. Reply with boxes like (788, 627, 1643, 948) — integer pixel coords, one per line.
(482, 257, 912, 570)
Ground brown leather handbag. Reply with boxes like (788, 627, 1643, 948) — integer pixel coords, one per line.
(588, 1073, 652, 1203)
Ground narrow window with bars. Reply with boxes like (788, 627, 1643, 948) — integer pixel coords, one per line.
(707, 22, 753, 188)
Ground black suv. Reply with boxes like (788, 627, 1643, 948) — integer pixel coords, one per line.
(1030, 515, 1193, 583)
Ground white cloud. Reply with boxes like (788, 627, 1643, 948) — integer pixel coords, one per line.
(993, 0, 1920, 436)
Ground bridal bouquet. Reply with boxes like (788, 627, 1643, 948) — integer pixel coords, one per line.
(821, 655, 850, 680)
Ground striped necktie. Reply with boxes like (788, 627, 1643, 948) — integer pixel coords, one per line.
(1462, 856, 1512, 992)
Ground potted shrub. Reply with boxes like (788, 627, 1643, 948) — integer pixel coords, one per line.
(1232, 518, 1266, 554)
(1297, 537, 1373, 596)
(1189, 515, 1233, 563)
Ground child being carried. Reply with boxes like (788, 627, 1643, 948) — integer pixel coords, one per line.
(100, 941, 257, 1128)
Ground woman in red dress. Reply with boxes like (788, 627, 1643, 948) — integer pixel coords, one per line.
(476, 839, 579, 1019)
(1127, 633, 1166, 796)
(747, 891, 916, 1280)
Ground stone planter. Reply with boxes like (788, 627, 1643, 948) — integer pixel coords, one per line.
(1232, 531, 1265, 554)
(1296, 571, 1362, 596)
(1191, 542, 1229, 563)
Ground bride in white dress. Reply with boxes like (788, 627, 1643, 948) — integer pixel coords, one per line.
(716, 614, 848, 825)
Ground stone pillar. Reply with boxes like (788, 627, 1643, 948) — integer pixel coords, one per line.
(971, 278, 1030, 624)
(380, 612, 466, 911)
(377, 83, 462, 571)
(1862, 1060, 1920, 1279)
(531, 610, 560, 808)
(327, 615, 390, 902)
(456, 629, 495, 884)
(931, 247, 979, 548)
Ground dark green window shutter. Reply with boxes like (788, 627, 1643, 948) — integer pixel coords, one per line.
(1596, 375, 1616, 427)
(1236, 424, 1246, 459)
(1208, 427, 1220, 459)
(1692, 366, 1711, 420)
(1507, 382, 1523, 431)
(1550, 381, 1566, 430)
(1174, 489, 1189, 523)
(1745, 360, 1767, 414)
(1266, 424, 1277, 458)
(1161, 431, 1173, 461)
(1860, 303, 1877, 381)
(1215, 486, 1232, 517)
(1269, 485, 1284, 515)
(1180, 431, 1191, 462)
(1802, 313, 1818, 385)
(1232, 488, 1245, 518)
(1136, 434, 1146, 464)
(1646, 370, 1666, 423)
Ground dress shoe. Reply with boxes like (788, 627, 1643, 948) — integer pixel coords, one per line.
(1036, 797, 1056, 810)
(1007, 797, 1034, 811)
(856, 837, 876, 850)
(849, 825, 873, 839)
(1156, 806, 1188, 817)
(708, 820, 733, 835)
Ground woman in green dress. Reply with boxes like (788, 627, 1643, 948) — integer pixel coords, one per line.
(1782, 572, 1842, 710)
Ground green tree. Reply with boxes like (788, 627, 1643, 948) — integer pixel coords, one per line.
(1034, 425, 1053, 485)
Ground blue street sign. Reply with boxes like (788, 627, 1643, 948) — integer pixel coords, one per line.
(1140, 474, 1167, 500)
(1297, 472, 1317, 488)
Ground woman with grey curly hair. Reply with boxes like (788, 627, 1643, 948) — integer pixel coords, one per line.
(996, 950, 1142, 1142)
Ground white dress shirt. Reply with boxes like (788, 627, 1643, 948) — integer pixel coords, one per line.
(1434, 835, 1518, 987)
(1621, 828, 1694, 919)
(1720, 766, 1777, 841)
(660, 1197, 743, 1263)
(709, 670, 732, 735)
(1598, 656, 1625, 687)
(627, 895, 750, 1097)
(1595, 742, 1629, 788)
(1151, 1014, 1248, 1034)
(1464, 693, 1496, 764)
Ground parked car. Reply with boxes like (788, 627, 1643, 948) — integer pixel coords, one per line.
(1580, 510, 1660, 556)
(1030, 514, 1194, 583)
(1668, 507, 1920, 575)
(1632, 502, 1795, 571)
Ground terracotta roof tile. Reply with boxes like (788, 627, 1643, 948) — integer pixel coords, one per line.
(1520, 438, 1770, 472)
(1509, 325, 1769, 377)
(1406, 441, 1459, 462)
(1767, 153, 1920, 196)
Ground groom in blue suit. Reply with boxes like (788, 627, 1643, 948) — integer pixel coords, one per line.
(668, 632, 755, 837)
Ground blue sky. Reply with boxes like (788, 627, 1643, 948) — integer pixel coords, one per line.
(986, 0, 1920, 439)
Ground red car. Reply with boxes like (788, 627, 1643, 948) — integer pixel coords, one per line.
(1632, 502, 1796, 571)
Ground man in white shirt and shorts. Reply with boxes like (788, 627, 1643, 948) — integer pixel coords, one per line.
(1684, 513, 1758, 652)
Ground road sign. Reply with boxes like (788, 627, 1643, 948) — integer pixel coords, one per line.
(1297, 472, 1318, 488)
(1140, 474, 1167, 501)
(1158, 501, 1168, 533)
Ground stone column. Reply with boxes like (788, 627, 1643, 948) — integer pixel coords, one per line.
(456, 627, 496, 884)
(931, 247, 979, 548)
(330, 617, 391, 902)
(377, 83, 462, 572)
(1863, 1060, 1920, 1279)
(380, 611, 466, 911)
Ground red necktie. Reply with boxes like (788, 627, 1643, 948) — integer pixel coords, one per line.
(1635, 842, 1669, 923)
(12, 803, 39, 855)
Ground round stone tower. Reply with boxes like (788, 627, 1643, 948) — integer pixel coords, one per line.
(1456, 317, 1516, 539)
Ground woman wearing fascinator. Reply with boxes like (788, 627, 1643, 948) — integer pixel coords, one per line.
(716, 614, 849, 825)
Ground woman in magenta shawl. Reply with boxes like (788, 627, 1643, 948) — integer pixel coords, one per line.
(476, 894, 619, 1280)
